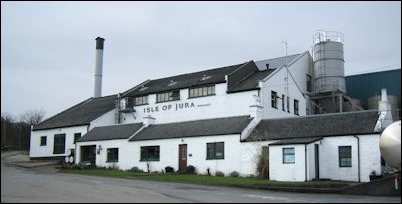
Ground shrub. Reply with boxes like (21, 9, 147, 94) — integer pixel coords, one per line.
(107, 163, 119, 170)
(186, 165, 196, 174)
(215, 171, 225, 177)
(256, 149, 269, 179)
(179, 165, 196, 174)
(165, 166, 175, 173)
(229, 171, 239, 177)
(127, 166, 143, 173)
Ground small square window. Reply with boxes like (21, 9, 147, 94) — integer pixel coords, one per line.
(206, 142, 224, 160)
(74, 133, 81, 144)
(271, 91, 278, 109)
(107, 148, 119, 163)
(40, 136, 46, 146)
(140, 146, 160, 161)
(294, 99, 299, 115)
(283, 147, 295, 164)
(339, 146, 352, 167)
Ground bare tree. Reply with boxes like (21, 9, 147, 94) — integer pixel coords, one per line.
(1, 112, 15, 123)
(1, 109, 46, 150)
(19, 109, 46, 126)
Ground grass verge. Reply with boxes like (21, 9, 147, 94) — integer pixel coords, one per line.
(60, 168, 352, 188)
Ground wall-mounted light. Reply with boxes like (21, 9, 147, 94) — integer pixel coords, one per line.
(97, 145, 102, 155)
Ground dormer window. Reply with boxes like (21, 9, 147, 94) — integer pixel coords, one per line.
(134, 95, 148, 106)
(168, 80, 178, 87)
(139, 86, 148, 92)
(189, 85, 215, 98)
(156, 90, 180, 103)
(200, 75, 212, 81)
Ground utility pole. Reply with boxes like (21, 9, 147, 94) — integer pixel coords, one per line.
(282, 39, 289, 96)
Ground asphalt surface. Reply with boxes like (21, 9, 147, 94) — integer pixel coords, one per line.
(1, 152, 401, 203)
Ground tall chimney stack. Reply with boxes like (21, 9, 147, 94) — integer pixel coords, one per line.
(94, 37, 105, 98)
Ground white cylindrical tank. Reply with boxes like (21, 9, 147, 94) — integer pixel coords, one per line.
(380, 120, 401, 171)
(313, 30, 346, 93)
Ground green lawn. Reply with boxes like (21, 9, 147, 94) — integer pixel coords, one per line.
(60, 168, 352, 188)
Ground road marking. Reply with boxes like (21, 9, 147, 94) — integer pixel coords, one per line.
(242, 194, 290, 201)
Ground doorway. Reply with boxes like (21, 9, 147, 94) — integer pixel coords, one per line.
(314, 144, 320, 179)
(178, 144, 187, 172)
(81, 145, 96, 166)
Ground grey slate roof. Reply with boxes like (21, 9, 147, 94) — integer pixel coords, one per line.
(227, 70, 275, 93)
(255, 53, 303, 70)
(121, 54, 303, 98)
(246, 110, 380, 142)
(77, 123, 143, 142)
(32, 95, 117, 131)
(268, 137, 323, 146)
(121, 63, 243, 97)
(130, 116, 252, 141)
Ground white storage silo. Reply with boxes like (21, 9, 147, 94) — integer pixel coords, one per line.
(313, 30, 346, 93)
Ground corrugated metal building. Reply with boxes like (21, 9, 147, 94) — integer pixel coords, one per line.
(346, 69, 401, 119)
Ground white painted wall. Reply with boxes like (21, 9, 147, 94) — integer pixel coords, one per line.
(260, 65, 307, 119)
(75, 139, 129, 168)
(30, 125, 88, 158)
(287, 52, 314, 94)
(122, 135, 244, 175)
(74, 133, 381, 182)
(317, 135, 381, 182)
(256, 135, 380, 182)
(269, 144, 307, 181)
(77, 135, 246, 176)
(89, 109, 116, 130)
(120, 84, 258, 125)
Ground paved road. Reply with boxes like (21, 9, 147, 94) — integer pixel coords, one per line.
(1, 162, 400, 203)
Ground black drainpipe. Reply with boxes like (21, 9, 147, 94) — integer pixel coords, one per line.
(305, 144, 308, 182)
(353, 135, 361, 182)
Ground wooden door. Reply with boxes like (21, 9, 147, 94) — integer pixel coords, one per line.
(178, 144, 187, 172)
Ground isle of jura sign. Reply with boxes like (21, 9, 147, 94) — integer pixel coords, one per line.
(143, 102, 211, 113)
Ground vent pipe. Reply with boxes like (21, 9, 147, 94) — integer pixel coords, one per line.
(94, 37, 105, 98)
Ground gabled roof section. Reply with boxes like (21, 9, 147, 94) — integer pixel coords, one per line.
(77, 123, 143, 142)
(130, 116, 253, 141)
(32, 95, 117, 131)
(227, 69, 275, 93)
(246, 110, 380, 142)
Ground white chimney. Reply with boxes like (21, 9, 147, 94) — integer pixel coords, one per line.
(143, 115, 156, 127)
(94, 37, 105, 98)
(374, 88, 393, 131)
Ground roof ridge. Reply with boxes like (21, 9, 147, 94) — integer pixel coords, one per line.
(148, 62, 245, 82)
(255, 53, 303, 62)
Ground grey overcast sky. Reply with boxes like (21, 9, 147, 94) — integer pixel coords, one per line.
(1, 1, 401, 119)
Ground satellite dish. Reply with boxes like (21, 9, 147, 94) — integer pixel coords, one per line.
(380, 120, 401, 171)
(65, 156, 69, 163)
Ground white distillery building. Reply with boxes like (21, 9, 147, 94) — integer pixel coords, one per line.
(30, 33, 391, 182)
